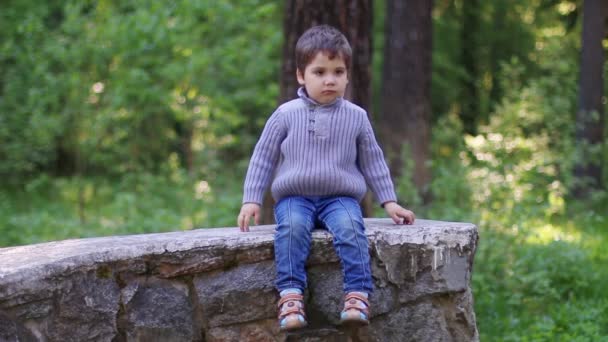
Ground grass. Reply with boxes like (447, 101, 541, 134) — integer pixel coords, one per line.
(0, 172, 243, 247)
(473, 206, 608, 341)
(1, 173, 607, 340)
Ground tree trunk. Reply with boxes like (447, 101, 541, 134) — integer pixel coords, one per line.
(174, 121, 194, 174)
(380, 0, 433, 203)
(461, 0, 480, 135)
(262, 0, 374, 224)
(574, 0, 606, 197)
(488, 0, 507, 117)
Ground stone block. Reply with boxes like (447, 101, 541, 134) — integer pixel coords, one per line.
(0, 219, 479, 341)
(122, 280, 194, 342)
(195, 261, 277, 328)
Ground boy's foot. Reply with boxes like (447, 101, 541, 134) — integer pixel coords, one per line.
(340, 292, 370, 326)
(278, 293, 307, 331)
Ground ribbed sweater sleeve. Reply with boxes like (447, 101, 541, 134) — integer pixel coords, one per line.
(357, 117, 397, 205)
(242, 110, 286, 204)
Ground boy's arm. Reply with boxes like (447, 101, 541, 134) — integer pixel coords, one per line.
(356, 116, 398, 205)
(357, 116, 415, 225)
(240, 110, 286, 225)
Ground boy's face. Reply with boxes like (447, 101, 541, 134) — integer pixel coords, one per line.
(297, 52, 348, 104)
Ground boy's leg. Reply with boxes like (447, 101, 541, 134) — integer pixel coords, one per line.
(316, 196, 373, 294)
(317, 196, 372, 324)
(274, 196, 316, 331)
(273, 196, 316, 293)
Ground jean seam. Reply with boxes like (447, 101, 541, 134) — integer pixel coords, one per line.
(338, 198, 368, 291)
(332, 233, 345, 286)
(287, 198, 293, 289)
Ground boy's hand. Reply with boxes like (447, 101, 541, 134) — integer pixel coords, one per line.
(383, 201, 415, 225)
(238, 203, 262, 232)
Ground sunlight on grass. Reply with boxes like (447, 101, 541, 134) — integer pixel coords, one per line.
(524, 223, 581, 245)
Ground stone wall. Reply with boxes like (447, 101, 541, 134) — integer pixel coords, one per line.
(0, 219, 479, 342)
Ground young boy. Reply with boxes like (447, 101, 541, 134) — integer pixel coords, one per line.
(237, 25, 415, 331)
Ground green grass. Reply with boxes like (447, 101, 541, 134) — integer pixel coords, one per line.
(1, 173, 607, 341)
(0, 172, 243, 247)
(473, 207, 608, 341)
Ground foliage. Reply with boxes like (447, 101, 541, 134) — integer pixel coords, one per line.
(465, 54, 578, 221)
(430, 0, 541, 126)
(0, 0, 281, 180)
(0, 166, 245, 247)
(426, 112, 475, 222)
(473, 215, 608, 341)
(423, 13, 608, 339)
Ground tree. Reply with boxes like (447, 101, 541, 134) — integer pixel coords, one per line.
(379, 0, 433, 202)
(262, 0, 374, 223)
(574, 0, 606, 197)
(461, 0, 480, 135)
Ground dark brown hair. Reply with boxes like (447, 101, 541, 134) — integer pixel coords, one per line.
(295, 25, 352, 72)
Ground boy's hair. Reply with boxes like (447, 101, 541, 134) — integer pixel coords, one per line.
(295, 25, 352, 72)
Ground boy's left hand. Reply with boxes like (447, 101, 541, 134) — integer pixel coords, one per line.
(383, 202, 415, 225)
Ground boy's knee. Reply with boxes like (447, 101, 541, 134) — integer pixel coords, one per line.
(332, 215, 364, 231)
(275, 213, 314, 243)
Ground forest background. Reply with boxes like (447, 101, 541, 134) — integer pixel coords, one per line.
(1, 0, 607, 340)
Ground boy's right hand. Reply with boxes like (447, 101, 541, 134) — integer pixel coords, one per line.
(238, 203, 262, 232)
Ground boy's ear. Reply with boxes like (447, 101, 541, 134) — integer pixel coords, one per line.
(296, 68, 305, 85)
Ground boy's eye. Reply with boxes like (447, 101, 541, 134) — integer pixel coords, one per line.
(336, 70, 345, 75)
(314, 70, 324, 75)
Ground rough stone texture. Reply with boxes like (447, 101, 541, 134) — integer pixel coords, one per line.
(46, 272, 121, 341)
(122, 279, 194, 341)
(0, 219, 479, 341)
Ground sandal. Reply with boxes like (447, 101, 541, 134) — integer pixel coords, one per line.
(278, 293, 307, 331)
(340, 292, 370, 325)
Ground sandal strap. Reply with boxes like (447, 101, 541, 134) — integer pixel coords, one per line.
(278, 294, 306, 320)
(278, 305, 306, 319)
(344, 293, 369, 306)
(278, 293, 304, 308)
(343, 293, 370, 316)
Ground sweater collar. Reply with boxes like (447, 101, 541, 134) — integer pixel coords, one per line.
(297, 87, 343, 108)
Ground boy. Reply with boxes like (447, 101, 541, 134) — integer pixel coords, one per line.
(237, 25, 415, 331)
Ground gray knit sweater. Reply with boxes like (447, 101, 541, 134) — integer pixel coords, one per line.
(242, 87, 397, 206)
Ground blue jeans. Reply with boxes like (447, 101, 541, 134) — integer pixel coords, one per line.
(273, 196, 373, 294)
